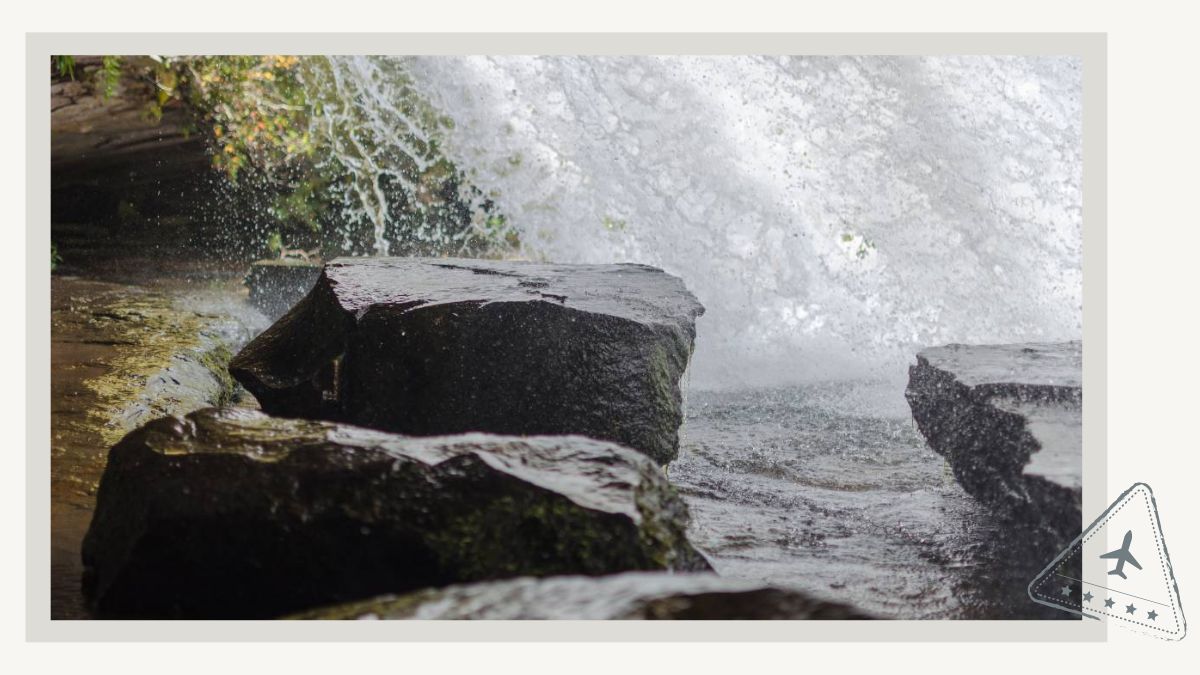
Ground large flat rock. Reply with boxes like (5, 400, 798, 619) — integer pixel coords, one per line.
(81, 408, 709, 619)
(905, 342, 1082, 550)
(291, 571, 872, 620)
(229, 257, 705, 464)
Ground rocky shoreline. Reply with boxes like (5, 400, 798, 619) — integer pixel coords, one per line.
(72, 258, 1084, 620)
(80, 257, 861, 620)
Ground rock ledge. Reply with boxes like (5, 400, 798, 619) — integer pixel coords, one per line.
(905, 341, 1081, 549)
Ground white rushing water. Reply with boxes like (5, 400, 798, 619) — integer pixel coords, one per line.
(328, 56, 1083, 388)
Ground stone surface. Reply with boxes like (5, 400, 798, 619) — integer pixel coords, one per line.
(51, 277, 264, 619)
(245, 259, 323, 320)
(291, 571, 872, 620)
(905, 342, 1082, 549)
(81, 408, 709, 619)
(52, 58, 211, 229)
(229, 257, 705, 464)
(52, 59, 197, 169)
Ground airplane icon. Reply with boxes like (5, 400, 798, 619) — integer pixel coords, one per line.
(1101, 530, 1143, 580)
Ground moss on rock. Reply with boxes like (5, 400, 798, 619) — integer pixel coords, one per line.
(82, 408, 710, 619)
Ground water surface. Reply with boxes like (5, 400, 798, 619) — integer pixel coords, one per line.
(674, 382, 1063, 619)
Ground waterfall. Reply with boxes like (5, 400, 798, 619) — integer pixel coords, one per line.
(325, 55, 1082, 388)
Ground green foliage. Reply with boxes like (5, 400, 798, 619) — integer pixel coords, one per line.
(268, 178, 325, 233)
(294, 56, 511, 257)
(51, 242, 62, 271)
(856, 238, 876, 260)
(483, 214, 520, 249)
(602, 216, 627, 232)
(265, 231, 283, 257)
(53, 56, 75, 80)
(116, 199, 141, 224)
(52, 55, 127, 98)
(181, 56, 313, 181)
(841, 231, 876, 260)
(53, 55, 514, 259)
(100, 56, 121, 99)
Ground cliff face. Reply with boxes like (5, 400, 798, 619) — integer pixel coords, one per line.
(52, 57, 209, 216)
(52, 57, 197, 169)
(50, 58, 260, 271)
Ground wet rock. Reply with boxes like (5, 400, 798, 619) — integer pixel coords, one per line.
(51, 278, 262, 619)
(81, 408, 709, 619)
(905, 342, 1081, 549)
(229, 258, 705, 465)
(245, 259, 323, 321)
(291, 571, 872, 620)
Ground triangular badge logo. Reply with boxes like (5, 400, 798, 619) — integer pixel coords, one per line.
(1029, 483, 1186, 639)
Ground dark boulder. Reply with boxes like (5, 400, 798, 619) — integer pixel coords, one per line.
(81, 408, 710, 619)
(228, 257, 704, 465)
(905, 342, 1081, 551)
(291, 571, 872, 620)
(245, 258, 323, 321)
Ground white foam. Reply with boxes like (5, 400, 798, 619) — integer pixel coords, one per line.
(330, 56, 1083, 388)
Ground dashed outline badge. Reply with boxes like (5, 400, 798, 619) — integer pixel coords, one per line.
(1029, 483, 1186, 640)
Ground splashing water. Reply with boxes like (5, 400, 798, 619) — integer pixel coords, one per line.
(326, 56, 1082, 388)
(296, 57, 511, 257)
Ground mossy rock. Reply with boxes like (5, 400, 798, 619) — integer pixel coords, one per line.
(81, 408, 710, 619)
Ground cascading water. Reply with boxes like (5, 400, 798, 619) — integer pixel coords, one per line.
(303, 56, 1083, 617)
(395, 55, 1082, 387)
(293, 57, 513, 258)
(317, 56, 1082, 387)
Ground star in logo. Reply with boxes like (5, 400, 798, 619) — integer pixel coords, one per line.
(1147, 610, 1158, 621)
(1060, 584, 1071, 597)
(1126, 603, 1137, 615)
(1104, 597, 1115, 608)
(1082, 591, 1094, 603)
